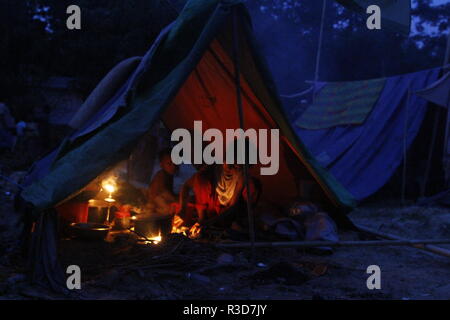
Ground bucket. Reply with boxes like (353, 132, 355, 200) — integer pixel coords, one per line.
(56, 202, 89, 224)
(87, 206, 109, 223)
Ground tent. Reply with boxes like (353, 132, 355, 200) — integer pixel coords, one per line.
(416, 72, 450, 183)
(291, 68, 445, 201)
(18, 0, 356, 290)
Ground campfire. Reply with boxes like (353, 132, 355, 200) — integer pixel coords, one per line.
(132, 230, 162, 245)
(131, 218, 189, 246)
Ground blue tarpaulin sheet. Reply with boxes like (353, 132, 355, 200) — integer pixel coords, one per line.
(294, 68, 440, 201)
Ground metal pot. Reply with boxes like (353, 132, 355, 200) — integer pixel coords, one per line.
(69, 223, 110, 241)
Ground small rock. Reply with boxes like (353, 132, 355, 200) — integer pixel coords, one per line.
(187, 272, 211, 285)
(257, 262, 267, 268)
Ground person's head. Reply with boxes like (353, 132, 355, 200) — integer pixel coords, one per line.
(159, 148, 177, 175)
(222, 163, 242, 178)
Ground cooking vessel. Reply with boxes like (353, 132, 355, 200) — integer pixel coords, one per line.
(69, 222, 110, 241)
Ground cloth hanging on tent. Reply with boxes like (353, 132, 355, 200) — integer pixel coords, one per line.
(294, 68, 441, 201)
(335, 0, 411, 35)
(296, 78, 386, 129)
(415, 72, 450, 108)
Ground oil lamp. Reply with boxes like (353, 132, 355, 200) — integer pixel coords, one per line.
(102, 179, 116, 224)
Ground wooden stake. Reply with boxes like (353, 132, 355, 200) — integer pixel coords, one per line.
(216, 238, 450, 249)
(355, 223, 450, 259)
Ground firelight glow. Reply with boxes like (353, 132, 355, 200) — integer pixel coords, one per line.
(148, 232, 162, 244)
(104, 183, 115, 194)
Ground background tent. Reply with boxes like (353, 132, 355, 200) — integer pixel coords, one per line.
(19, 0, 355, 291)
(292, 68, 443, 201)
(416, 72, 450, 184)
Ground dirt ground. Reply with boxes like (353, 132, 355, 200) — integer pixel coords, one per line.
(1, 177, 449, 301)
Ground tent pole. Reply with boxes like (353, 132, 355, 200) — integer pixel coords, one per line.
(401, 88, 411, 205)
(231, 8, 256, 261)
(444, 89, 450, 186)
(442, 33, 450, 186)
(313, 0, 327, 101)
(420, 108, 441, 197)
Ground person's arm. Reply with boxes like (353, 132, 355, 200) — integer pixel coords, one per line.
(147, 171, 164, 199)
(202, 204, 239, 227)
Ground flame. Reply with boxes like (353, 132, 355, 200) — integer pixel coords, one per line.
(149, 233, 162, 244)
(143, 231, 162, 245)
(104, 183, 115, 193)
(102, 178, 117, 203)
(171, 215, 189, 236)
(102, 178, 116, 194)
(171, 225, 189, 236)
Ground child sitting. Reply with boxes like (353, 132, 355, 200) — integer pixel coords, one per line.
(144, 148, 178, 216)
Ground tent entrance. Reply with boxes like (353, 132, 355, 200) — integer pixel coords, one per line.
(162, 38, 332, 208)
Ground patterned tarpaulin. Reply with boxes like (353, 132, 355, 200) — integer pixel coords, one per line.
(294, 68, 441, 200)
(295, 78, 386, 129)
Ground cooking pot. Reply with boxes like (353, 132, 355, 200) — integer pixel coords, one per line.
(69, 222, 110, 241)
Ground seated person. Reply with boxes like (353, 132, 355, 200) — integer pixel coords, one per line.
(176, 163, 260, 237)
(143, 148, 178, 216)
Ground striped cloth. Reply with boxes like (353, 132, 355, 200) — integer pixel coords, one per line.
(295, 78, 386, 129)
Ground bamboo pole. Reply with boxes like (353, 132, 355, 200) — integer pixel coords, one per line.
(444, 89, 450, 185)
(314, 0, 327, 84)
(401, 88, 412, 205)
(355, 224, 450, 259)
(442, 33, 450, 185)
(216, 238, 450, 249)
(231, 8, 256, 260)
